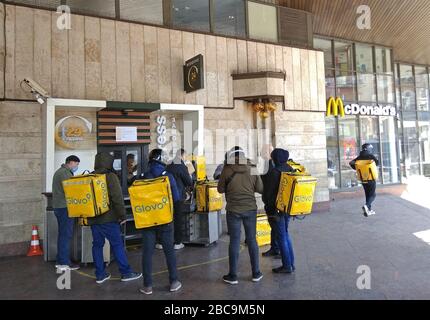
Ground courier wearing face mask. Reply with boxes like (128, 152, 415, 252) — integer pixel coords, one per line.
(51, 155, 81, 271)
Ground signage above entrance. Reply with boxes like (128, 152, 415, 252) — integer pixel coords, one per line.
(326, 97, 397, 117)
(184, 54, 204, 93)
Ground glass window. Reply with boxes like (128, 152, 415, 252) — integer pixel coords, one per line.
(360, 116, 381, 182)
(380, 117, 399, 183)
(375, 48, 392, 74)
(314, 38, 333, 69)
(126, 150, 139, 187)
(357, 73, 376, 102)
(416, 88, 429, 111)
(213, 0, 246, 37)
(339, 116, 360, 188)
(326, 117, 340, 189)
(171, 0, 210, 32)
(67, 0, 116, 18)
(247, 1, 278, 42)
(336, 71, 357, 102)
(400, 65, 416, 111)
(402, 112, 420, 176)
(9, 0, 60, 8)
(120, 0, 163, 25)
(355, 44, 374, 73)
(415, 66, 429, 88)
(418, 112, 430, 176)
(334, 41, 354, 73)
(325, 69, 336, 98)
(377, 75, 394, 103)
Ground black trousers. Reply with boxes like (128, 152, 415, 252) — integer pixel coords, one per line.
(173, 200, 185, 245)
(363, 181, 377, 210)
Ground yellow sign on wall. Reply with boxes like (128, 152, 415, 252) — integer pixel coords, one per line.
(326, 97, 345, 117)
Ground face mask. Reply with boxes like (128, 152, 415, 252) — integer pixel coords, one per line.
(71, 166, 79, 173)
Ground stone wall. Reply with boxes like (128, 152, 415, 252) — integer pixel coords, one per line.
(0, 101, 44, 256)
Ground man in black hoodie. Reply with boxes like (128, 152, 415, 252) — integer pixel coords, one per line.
(263, 148, 296, 274)
(167, 149, 193, 250)
(87, 152, 142, 284)
(349, 143, 379, 217)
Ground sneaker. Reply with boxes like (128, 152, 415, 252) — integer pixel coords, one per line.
(139, 287, 153, 295)
(369, 210, 376, 216)
(262, 249, 280, 257)
(272, 266, 293, 274)
(96, 273, 111, 284)
(223, 274, 238, 285)
(56, 264, 80, 271)
(174, 243, 185, 250)
(121, 272, 142, 282)
(362, 205, 370, 217)
(170, 280, 182, 292)
(155, 244, 163, 250)
(252, 272, 264, 282)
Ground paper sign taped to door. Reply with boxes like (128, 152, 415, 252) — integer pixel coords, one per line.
(116, 127, 137, 142)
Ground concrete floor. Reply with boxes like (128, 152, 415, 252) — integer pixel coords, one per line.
(2, 189, 430, 300)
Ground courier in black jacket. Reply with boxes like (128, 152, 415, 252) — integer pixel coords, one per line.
(167, 149, 194, 249)
(349, 144, 379, 217)
(263, 149, 296, 274)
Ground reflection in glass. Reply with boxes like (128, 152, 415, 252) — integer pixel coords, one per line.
(415, 66, 429, 88)
(375, 48, 392, 74)
(377, 75, 394, 103)
(357, 73, 376, 102)
(339, 117, 360, 187)
(335, 42, 354, 74)
(355, 44, 374, 73)
(380, 117, 399, 183)
(325, 69, 336, 98)
(416, 87, 429, 111)
(172, 0, 210, 32)
(314, 38, 333, 69)
(336, 72, 356, 102)
(418, 112, 430, 176)
(402, 112, 420, 176)
(325, 117, 340, 189)
(67, 0, 116, 18)
(213, 0, 246, 37)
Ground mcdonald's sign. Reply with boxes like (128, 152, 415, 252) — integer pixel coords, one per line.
(326, 97, 345, 117)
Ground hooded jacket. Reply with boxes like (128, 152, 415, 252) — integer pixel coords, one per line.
(217, 155, 263, 214)
(262, 149, 294, 216)
(87, 153, 126, 226)
(52, 164, 74, 209)
(166, 157, 193, 201)
(143, 160, 181, 203)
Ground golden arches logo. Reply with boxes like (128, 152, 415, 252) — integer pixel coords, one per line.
(326, 97, 345, 117)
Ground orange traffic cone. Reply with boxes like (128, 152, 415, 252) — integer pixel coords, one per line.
(27, 225, 43, 257)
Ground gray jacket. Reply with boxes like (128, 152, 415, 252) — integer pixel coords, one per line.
(52, 164, 73, 209)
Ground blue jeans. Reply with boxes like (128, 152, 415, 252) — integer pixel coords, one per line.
(363, 181, 377, 210)
(268, 216, 280, 253)
(90, 222, 132, 279)
(275, 215, 295, 269)
(54, 208, 74, 266)
(141, 223, 178, 287)
(226, 211, 260, 276)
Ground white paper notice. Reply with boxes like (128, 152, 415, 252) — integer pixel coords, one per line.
(116, 127, 138, 142)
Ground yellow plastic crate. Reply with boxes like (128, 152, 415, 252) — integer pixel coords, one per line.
(256, 214, 271, 247)
(355, 160, 379, 182)
(63, 174, 109, 218)
(128, 176, 174, 229)
(276, 173, 317, 216)
(196, 181, 223, 212)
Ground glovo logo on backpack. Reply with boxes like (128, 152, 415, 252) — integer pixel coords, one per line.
(63, 174, 110, 219)
(134, 197, 169, 214)
(129, 176, 174, 229)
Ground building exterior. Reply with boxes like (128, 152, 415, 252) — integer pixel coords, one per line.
(1, 0, 429, 257)
(0, 0, 328, 256)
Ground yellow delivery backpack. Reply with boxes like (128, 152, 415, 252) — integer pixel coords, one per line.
(276, 172, 317, 216)
(62, 174, 110, 218)
(256, 214, 271, 247)
(355, 160, 379, 182)
(128, 176, 174, 229)
(187, 155, 207, 181)
(196, 181, 223, 212)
